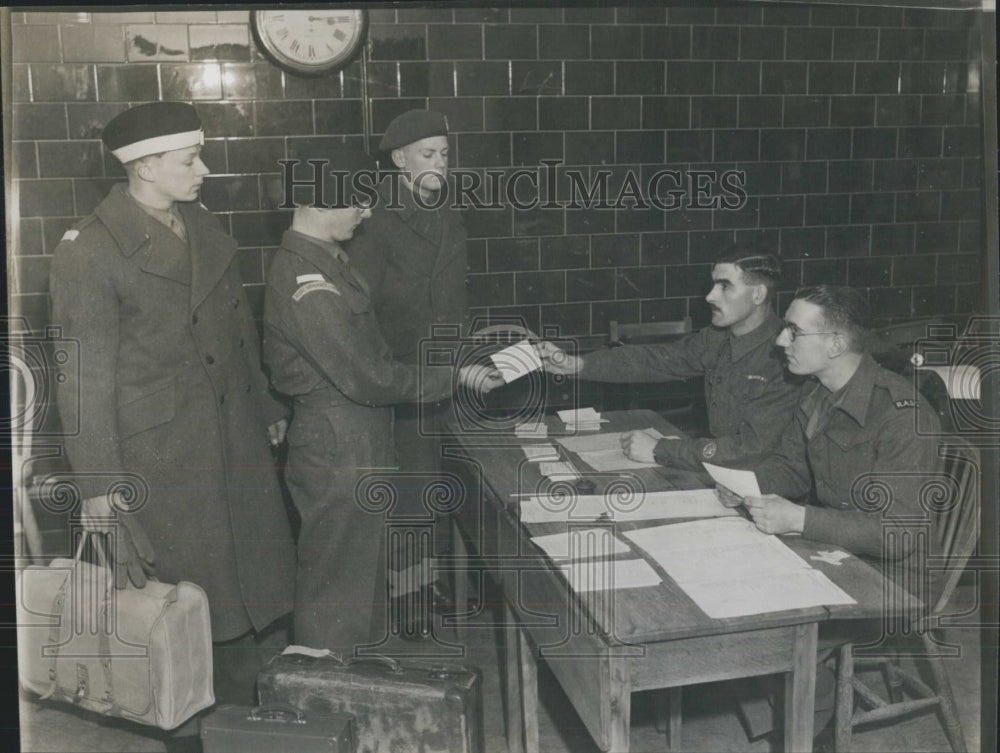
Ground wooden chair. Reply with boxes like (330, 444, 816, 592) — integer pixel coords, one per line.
(833, 441, 979, 752)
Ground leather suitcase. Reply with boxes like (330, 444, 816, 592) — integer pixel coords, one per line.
(258, 650, 483, 753)
(201, 704, 355, 753)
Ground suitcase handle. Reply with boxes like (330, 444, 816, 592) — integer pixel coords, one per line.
(342, 655, 404, 675)
(248, 703, 307, 724)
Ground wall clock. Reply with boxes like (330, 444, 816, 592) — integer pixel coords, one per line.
(251, 9, 368, 76)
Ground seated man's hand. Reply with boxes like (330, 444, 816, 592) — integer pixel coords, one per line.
(458, 364, 506, 394)
(714, 485, 743, 508)
(536, 341, 583, 375)
(81, 494, 156, 589)
(620, 430, 657, 464)
(743, 494, 806, 535)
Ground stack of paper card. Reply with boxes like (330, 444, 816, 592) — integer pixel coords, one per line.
(515, 421, 548, 438)
(557, 407, 607, 432)
(530, 528, 632, 560)
(522, 444, 560, 462)
(538, 461, 580, 481)
(489, 339, 543, 383)
(561, 558, 662, 593)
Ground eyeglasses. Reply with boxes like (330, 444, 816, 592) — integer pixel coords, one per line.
(780, 322, 838, 342)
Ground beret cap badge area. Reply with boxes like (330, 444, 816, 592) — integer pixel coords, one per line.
(102, 102, 204, 163)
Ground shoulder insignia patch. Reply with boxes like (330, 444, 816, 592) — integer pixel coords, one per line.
(894, 399, 917, 409)
(701, 441, 717, 459)
(296, 273, 326, 285)
(746, 374, 767, 382)
(61, 229, 80, 242)
(293, 280, 340, 302)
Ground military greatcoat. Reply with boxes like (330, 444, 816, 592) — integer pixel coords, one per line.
(49, 183, 296, 642)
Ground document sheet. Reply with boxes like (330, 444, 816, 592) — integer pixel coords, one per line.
(490, 339, 542, 383)
(530, 527, 632, 560)
(702, 461, 762, 498)
(624, 519, 855, 618)
(519, 488, 739, 523)
(561, 558, 662, 593)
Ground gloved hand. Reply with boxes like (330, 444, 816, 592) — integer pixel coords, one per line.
(81, 495, 156, 588)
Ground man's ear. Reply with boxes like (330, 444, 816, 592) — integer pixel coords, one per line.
(390, 148, 405, 170)
(827, 332, 848, 359)
(752, 283, 767, 306)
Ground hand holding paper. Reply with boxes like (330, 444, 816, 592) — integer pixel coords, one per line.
(743, 494, 806, 535)
(490, 339, 543, 383)
(536, 341, 583, 375)
(702, 461, 761, 499)
(620, 430, 658, 464)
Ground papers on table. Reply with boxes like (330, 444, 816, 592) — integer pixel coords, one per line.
(538, 461, 580, 481)
(561, 558, 662, 593)
(530, 528, 632, 560)
(557, 407, 608, 432)
(515, 421, 548, 438)
(702, 461, 761, 499)
(519, 488, 738, 524)
(522, 444, 560, 462)
(555, 428, 675, 471)
(490, 339, 543, 383)
(624, 519, 855, 619)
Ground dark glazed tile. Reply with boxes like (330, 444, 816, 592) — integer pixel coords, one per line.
(488, 238, 539, 272)
(565, 62, 614, 96)
(161, 63, 222, 100)
(616, 131, 664, 164)
(617, 6, 666, 24)
(63, 24, 127, 63)
(692, 26, 739, 61)
(664, 264, 708, 296)
(874, 160, 918, 191)
(896, 191, 941, 223)
(856, 63, 900, 95)
(200, 175, 260, 213)
(782, 161, 827, 194)
(369, 24, 426, 61)
(869, 287, 913, 318)
(739, 163, 781, 195)
(829, 161, 873, 192)
(564, 132, 613, 165)
(826, 226, 871, 257)
(784, 96, 830, 127)
(809, 63, 854, 95)
(831, 96, 875, 127)
(642, 97, 690, 130)
(715, 130, 759, 162)
(805, 194, 849, 226)
(222, 64, 283, 100)
(468, 273, 514, 306)
(454, 8, 507, 24)
(617, 266, 664, 299)
(921, 95, 968, 126)
(918, 158, 962, 190)
(787, 28, 832, 61)
(762, 63, 807, 95)
(802, 259, 848, 286)
(876, 95, 920, 126)
(942, 126, 980, 158)
(899, 127, 942, 158)
(941, 190, 980, 221)
(457, 133, 510, 168)
(513, 132, 565, 166)
(510, 8, 562, 23)
(666, 62, 713, 95)
(538, 24, 588, 60)
(641, 232, 688, 265)
(66, 103, 126, 140)
(486, 98, 537, 131)
(14, 143, 37, 179)
(915, 223, 960, 255)
(19, 179, 75, 217)
(666, 131, 713, 162)
(567, 268, 615, 302)
(397, 7, 451, 23)
(427, 24, 481, 60)
(892, 254, 936, 285)
(924, 30, 969, 61)
(540, 303, 590, 337)
(811, 5, 857, 26)
(230, 211, 291, 247)
(643, 26, 691, 60)
(14, 104, 68, 140)
(833, 28, 877, 60)
(669, 7, 715, 24)
(456, 62, 509, 96)
(739, 26, 784, 61)
(565, 205, 616, 235)
(315, 100, 365, 136)
(514, 206, 565, 237)
(516, 270, 565, 305)
(485, 24, 537, 60)
(12, 25, 60, 62)
(539, 97, 588, 131)
(397, 62, 429, 98)
(255, 100, 313, 136)
(853, 128, 898, 159)
(512, 62, 562, 96)
(228, 138, 285, 175)
(541, 235, 589, 269)
(592, 25, 642, 60)
(761, 129, 805, 162)
(716, 62, 760, 95)
(871, 224, 913, 256)
(96, 64, 159, 101)
(879, 29, 924, 61)
(806, 128, 851, 160)
(759, 196, 804, 228)
(691, 96, 737, 128)
(851, 193, 895, 224)
(616, 62, 665, 96)
(31, 64, 96, 101)
(739, 97, 782, 128)
(37, 141, 103, 178)
(564, 7, 614, 23)
(780, 227, 826, 259)
(588, 97, 638, 130)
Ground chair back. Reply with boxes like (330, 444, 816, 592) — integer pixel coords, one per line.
(609, 317, 692, 345)
(929, 440, 980, 615)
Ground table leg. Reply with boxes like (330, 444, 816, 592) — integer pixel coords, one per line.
(784, 622, 818, 753)
(667, 687, 682, 750)
(504, 603, 525, 753)
(607, 656, 632, 753)
(519, 625, 539, 753)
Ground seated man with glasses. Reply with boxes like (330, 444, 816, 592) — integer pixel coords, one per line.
(539, 249, 805, 471)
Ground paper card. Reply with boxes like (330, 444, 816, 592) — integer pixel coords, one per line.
(530, 528, 631, 560)
(490, 339, 543, 383)
(702, 462, 761, 499)
(539, 461, 580, 480)
(557, 407, 601, 423)
(522, 444, 560, 462)
(515, 421, 548, 438)
(561, 558, 662, 593)
(519, 489, 737, 524)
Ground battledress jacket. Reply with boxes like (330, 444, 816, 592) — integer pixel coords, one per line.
(579, 312, 804, 468)
(49, 183, 296, 641)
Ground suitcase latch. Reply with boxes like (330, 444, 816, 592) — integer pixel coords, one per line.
(75, 664, 89, 702)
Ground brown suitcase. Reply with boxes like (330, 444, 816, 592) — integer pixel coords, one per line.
(257, 652, 482, 753)
(200, 703, 355, 753)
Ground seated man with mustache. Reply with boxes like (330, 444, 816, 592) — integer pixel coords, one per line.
(539, 250, 804, 470)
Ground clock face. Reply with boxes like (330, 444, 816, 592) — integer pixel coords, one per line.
(251, 9, 368, 76)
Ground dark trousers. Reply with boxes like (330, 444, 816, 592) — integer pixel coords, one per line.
(284, 402, 394, 656)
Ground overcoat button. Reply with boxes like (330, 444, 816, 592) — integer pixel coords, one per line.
(192, 314, 199, 325)
(205, 355, 215, 364)
(220, 395, 226, 405)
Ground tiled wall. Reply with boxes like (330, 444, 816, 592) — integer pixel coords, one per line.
(9, 4, 987, 341)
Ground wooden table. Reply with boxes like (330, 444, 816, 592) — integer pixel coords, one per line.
(442, 410, 902, 753)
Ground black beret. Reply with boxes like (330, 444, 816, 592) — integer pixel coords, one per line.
(378, 109, 449, 151)
(102, 102, 203, 163)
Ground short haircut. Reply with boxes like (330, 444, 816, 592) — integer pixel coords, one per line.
(713, 247, 782, 303)
(793, 285, 872, 352)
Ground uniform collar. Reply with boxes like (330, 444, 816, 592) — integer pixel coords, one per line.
(829, 353, 879, 427)
(729, 309, 782, 361)
(94, 183, 160, 257)
(282, 229, 350, 267)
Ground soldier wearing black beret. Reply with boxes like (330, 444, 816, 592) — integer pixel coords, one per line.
(49, 101, 296, 751)
(346, 109, 471, 639)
